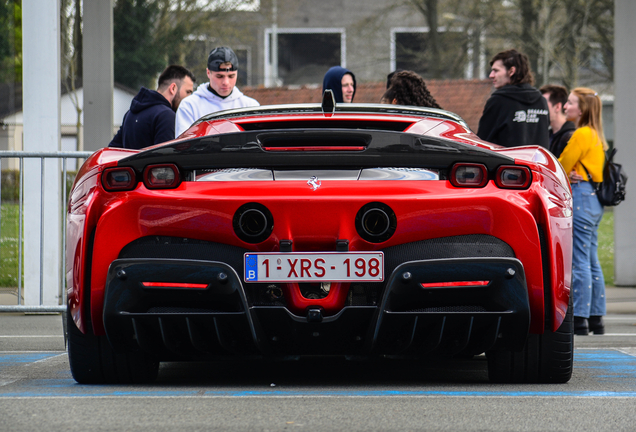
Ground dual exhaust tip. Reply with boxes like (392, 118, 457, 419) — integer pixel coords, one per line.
(233, 201, 397, 244)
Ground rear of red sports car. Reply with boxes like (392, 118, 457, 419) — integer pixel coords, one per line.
(66, 104, 573, 384)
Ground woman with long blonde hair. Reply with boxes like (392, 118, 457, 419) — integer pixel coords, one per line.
(559, 87, 608, 335)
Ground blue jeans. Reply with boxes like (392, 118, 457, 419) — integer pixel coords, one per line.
(571, 181, 606, 318)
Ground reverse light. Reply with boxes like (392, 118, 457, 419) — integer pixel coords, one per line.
(101, 167, 136, 191)
(143, 164, 181, 189)
(495, 166, 532, 189)
(420, 281, 490, 289)
(450, 163, 488, 188)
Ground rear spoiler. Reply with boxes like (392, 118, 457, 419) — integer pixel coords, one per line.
(118, 129, 514, 174)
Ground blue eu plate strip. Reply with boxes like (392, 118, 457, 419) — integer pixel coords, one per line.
(245, 254, 258, 281)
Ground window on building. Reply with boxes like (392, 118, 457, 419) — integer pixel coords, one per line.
(234, 48, 251, 87)
(393, 29, 468, 79)
(266, 29, 345, 86)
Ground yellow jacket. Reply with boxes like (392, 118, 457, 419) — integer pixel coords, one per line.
(558, 126, 605, 182)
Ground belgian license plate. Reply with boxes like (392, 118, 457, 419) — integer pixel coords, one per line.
(244, 252, 384, 282)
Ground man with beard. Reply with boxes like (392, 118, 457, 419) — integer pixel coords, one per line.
(109, 65, 195, 149)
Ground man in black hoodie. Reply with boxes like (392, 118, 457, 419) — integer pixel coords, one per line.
(109, 65, 195, 149)
(540, 84, 576, 158)
(477, 50, 549, 148)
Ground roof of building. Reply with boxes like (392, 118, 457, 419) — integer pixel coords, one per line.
(240, 79, 493, 131)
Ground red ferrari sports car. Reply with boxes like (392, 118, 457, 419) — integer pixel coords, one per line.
(66, 93, 573, 384)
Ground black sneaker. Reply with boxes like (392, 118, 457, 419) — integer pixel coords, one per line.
(574, 316, 589, 335)
(589, 316, 605, 335)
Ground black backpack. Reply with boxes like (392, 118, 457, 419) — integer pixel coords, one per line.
(582, 148, 628, 207)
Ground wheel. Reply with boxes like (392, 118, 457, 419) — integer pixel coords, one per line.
(67, 306, 159, 384)
(486, 294, 573, 383)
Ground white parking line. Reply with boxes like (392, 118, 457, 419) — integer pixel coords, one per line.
(30, 353, 67, 364)
(0, 335, 63, 338)
(585, 334, 636, 336)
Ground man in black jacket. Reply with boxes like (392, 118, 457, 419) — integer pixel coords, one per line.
(477, 50, 549, 148)
(109, 65, 195, 149)
(540, 84, 576, 158)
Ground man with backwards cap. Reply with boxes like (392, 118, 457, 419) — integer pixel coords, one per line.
(175, 46, 259, 137)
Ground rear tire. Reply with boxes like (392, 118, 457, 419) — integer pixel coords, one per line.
(486, 294, 573, 383)
(67, 306, 159, 384)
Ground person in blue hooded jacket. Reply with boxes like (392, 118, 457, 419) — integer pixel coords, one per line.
(322, 66, 356, 103)
(109, 65, 195, 149)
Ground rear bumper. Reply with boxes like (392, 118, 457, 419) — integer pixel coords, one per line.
(102, 256, 529, 359)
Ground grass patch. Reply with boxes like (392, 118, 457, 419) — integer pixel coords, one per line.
(0, 203, 21, 287)
(598, 208, 614, 286)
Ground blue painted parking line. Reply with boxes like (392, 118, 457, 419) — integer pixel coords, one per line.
(575, 350, 636, 382)
(3, 389, 636, 398)
(0, 353, 63, 369)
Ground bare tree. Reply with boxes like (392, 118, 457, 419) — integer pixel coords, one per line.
(153, 0, 260, 76)
(482, 0, 612, 88)
(409, 0, 442, 78)
(60, 0, 82, 149)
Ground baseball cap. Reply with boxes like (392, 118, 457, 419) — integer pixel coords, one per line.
(207, 47, 239, 72)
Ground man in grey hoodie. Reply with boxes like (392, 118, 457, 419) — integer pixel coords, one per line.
(175, 47, 259, 137)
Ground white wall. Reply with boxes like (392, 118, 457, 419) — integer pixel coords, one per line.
(3, 87, 134, 127)
(614, 0, 636, 286)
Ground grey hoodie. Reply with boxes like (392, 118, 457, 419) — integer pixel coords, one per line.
(175, 83, 259, 137)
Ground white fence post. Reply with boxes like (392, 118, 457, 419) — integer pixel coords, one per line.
(22, 0, 62, 306)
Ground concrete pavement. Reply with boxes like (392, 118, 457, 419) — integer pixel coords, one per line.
(606, 286, 636, 314)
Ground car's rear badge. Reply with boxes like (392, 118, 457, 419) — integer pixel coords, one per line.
(307, 176, 321, 190)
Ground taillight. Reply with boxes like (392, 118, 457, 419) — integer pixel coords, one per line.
(420, 281, 489, 289)
(143, 164, 181, 189)
(450, 163, 488, 188)
(101, 167, 136, 191)
(495, 166, 532, 189)
(142, 282, 208, 289)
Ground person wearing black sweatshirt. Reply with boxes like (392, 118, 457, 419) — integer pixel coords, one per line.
(540, 84, 576, 158)
(477, 49, 549, 148)
(109, 65, 195, 149)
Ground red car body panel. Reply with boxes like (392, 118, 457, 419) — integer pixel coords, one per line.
(66, 106, 572, 351)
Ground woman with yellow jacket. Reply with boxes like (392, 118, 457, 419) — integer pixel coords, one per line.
(559, 88, 607, 336)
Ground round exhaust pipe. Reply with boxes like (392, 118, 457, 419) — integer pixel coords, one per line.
(355, 202, 397, 243)
(233, 203, 274, 244)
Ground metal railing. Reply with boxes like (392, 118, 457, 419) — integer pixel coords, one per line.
(0, 150, 93, 313)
